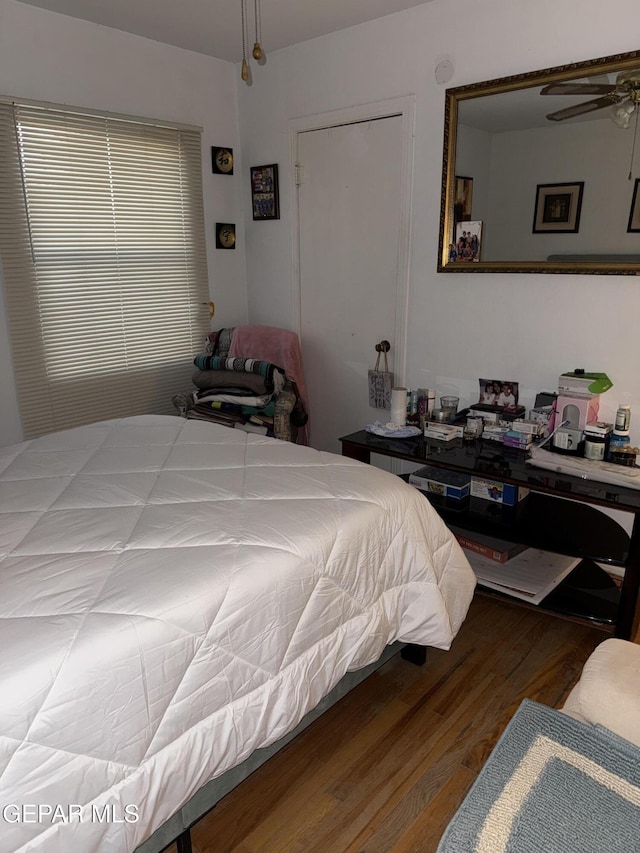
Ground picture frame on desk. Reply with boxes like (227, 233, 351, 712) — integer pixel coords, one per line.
(452, 220, 482, 262)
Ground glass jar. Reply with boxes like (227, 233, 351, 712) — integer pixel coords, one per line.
(584, 431, 607, 461)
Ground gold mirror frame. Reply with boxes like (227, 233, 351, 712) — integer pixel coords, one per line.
(438, 49, 640, 275)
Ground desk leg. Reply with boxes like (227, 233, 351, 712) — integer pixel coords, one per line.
(341, 441, 371, 464)
(616, 512, 640, 640)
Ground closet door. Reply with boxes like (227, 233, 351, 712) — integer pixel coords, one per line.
(297, 114, 405, 456)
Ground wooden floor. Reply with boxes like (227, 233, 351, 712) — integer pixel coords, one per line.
(170, 596, 611, 853)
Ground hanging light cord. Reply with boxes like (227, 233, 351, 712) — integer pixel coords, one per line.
(241, 0, 246, 59)
(254, 0, 261, 44)
(240, 0, 249, 82)
(252, 0, 264, 62)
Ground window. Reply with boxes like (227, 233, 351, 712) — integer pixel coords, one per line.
(0, 100, 210, 438)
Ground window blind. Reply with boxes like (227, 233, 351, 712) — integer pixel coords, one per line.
(0, 100, 210, 438)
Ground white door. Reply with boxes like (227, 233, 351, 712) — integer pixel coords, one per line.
(297, 113, 407, 456)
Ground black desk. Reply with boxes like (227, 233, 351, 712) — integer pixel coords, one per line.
(340, 429, 640, 640)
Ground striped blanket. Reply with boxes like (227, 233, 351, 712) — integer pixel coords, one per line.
(193, 356, 285, 394)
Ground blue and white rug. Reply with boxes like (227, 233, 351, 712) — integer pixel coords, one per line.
(437, 698, 640, 853)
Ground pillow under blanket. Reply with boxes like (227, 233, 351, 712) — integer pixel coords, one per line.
(192, 369, 270, 395)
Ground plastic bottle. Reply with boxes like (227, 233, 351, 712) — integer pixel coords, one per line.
(615, 404, 631, 432)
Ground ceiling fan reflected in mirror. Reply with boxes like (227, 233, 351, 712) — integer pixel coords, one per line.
(541, 69, 640, 124)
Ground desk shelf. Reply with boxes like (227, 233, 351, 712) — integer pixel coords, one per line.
(409, 485, 625, 629)
(341, 430, 640, 639)
(430, 491, 629, 566)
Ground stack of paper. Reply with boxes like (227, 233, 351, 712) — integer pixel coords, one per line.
(465, 548, 581, 605)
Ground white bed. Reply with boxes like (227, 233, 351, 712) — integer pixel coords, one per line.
(0, 415, 475, 853)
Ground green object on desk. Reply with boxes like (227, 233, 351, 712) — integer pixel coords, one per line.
(562, 371, 613, 395)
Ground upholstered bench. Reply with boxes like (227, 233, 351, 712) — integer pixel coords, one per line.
(560, 637, 640, 748)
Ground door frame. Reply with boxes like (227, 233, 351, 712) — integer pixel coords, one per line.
(289, 95, 415, 389)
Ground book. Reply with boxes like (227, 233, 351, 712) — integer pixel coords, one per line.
(465, 548, 581, 605)
(450, 527, 528, 564)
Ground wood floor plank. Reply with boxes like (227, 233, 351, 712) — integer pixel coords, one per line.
(182, 595, 608, 853)
(301, 674, 505, 853)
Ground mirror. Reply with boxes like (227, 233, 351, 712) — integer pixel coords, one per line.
(438, 49, 640, 274)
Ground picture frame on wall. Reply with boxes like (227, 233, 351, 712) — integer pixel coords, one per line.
(454, 175, 473, 231)
(211, 147, 234, 175)
(627, 178, 640, 233)
(250, 164, 280, 220)
(215, 222, 236, 249)
(532, 181, 584, 233)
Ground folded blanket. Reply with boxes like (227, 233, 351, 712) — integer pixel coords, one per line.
(205, 327, 234, 358)
(193, 390, 273, 407)
(193, 356, 285, 395)
(191, 369, 270, 395)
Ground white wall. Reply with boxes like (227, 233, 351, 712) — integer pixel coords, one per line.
(486, 119, 640, 260)
(3, 0, 640, 447)
(0, 0, 249, 443)
(237, 0, 640, 442)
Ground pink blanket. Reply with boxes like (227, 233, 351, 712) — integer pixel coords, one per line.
(229, 325, 310, 444)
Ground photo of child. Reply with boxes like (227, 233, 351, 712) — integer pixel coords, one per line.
(478, 378, 520, 412)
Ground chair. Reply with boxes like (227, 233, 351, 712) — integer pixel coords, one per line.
(174, 325, 309, 444)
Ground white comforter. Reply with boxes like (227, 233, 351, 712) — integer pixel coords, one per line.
(0, 416, 475, 853)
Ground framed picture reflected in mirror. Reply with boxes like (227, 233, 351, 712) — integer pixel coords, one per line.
(532, 182, 584, 233)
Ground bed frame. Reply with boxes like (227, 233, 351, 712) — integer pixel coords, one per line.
(138, 643, 425, 853)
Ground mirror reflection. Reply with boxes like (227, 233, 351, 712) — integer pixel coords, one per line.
(439, 50, 640, 273)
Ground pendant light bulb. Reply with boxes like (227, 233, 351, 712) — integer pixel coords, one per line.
(252, 0, 265, 64)
(241, 58, 249, 82)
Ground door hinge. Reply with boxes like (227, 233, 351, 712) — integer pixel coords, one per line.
(294, 163, 304, 186)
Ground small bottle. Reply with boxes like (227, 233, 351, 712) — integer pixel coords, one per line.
(615, 404, 631, 432)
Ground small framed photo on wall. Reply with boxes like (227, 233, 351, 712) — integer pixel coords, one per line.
(532, 182, 584, 233)
(627, 178, 640, 232)
(250, 164, 280, 220)
(454, 175, 473, 231)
